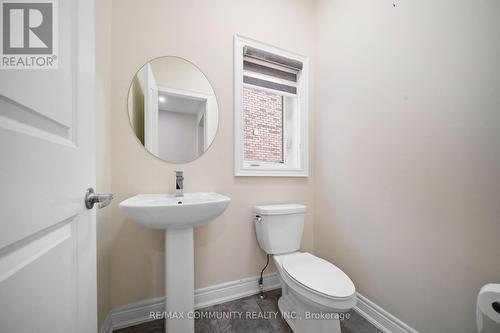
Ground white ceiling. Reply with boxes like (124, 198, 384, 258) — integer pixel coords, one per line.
(158, 92, 205, 115)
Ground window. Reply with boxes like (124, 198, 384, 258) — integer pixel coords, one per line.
(234, 35, 309, 177)
(243, 87, 284, 164)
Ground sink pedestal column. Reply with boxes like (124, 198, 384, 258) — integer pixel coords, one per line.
(165, 227, 194, 333)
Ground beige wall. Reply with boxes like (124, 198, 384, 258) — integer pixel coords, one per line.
(314, 1, 500, 332)
(104, 0, 315, 315)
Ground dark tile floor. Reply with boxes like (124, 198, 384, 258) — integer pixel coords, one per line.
(115, 289, 381, 333)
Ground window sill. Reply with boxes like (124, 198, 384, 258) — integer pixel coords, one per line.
(235, 168, 308, 177)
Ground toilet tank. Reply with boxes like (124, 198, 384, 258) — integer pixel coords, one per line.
(254, 204, 306, 255)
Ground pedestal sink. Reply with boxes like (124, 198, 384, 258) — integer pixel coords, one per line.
(119, 192, 231, 333)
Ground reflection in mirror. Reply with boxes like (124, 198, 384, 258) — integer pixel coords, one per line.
(127, 56, 219, 163)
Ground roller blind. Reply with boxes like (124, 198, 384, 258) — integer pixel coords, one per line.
(243, 46, 303, 95)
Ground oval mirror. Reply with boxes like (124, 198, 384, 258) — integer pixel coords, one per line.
(127, 56, 219, 163)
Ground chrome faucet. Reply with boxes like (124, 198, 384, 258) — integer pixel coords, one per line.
(175, 171, 184, 197)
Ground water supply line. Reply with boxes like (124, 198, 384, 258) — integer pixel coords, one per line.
(258, 254, 270, 299)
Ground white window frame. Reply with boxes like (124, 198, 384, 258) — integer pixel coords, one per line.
(234, 34, 309, 177)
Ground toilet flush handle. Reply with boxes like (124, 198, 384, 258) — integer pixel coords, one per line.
(255, 215, 262, 223)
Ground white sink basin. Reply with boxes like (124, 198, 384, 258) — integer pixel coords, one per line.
(119, 192, 230, 229)
(118, 192, 230, 333)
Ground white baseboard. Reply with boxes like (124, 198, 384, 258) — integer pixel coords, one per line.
(99, 314, 113, 333)
(100, 273, 418, 333)
(99, 272, 280, 333)
(194, 272, 280, 309)
(354, 292, 419, 333)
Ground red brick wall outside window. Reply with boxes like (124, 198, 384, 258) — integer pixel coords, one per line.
(243, 87, 284, 163)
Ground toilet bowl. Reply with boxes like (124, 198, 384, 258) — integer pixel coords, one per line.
(254, 204, 356, 333)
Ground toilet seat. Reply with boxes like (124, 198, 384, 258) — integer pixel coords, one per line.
(282, 252, 355, 299)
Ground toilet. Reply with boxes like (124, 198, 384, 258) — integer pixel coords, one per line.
(254, 204, 356, 333)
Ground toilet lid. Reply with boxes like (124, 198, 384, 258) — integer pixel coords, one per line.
(283, 252, 355, 298)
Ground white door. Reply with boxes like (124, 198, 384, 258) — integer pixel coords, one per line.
(0, 0, 97, 332)
(143, 63, 159, 155)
